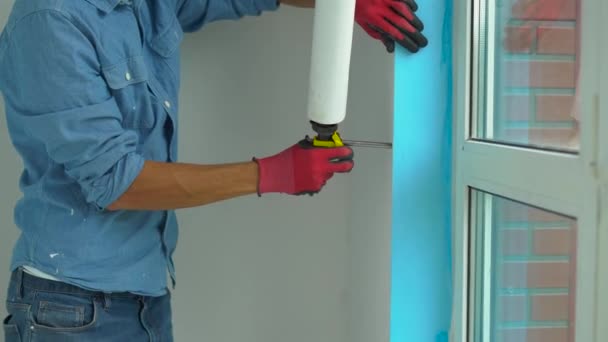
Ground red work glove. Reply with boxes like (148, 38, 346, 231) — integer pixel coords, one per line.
(253, 139, 354, 196)
(355, 0, 428, 53)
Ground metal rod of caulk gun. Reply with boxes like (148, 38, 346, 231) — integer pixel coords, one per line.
(342, 140, 393, 149)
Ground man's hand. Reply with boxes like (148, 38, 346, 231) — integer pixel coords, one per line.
(279, 0, 427, 53)
(107, 139, 354, 211)
(253, 139, 354, 196)
(355, 0, 428, 53)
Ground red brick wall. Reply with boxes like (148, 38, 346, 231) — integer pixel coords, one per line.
(494, 198, 576, 342)
(497, 0, 579, 148)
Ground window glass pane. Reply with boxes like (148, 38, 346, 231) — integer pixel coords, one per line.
(470, 189, 577, 342)
(473, 0, 581, 152)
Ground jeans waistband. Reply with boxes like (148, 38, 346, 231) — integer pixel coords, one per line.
(10, 267, 143, 301)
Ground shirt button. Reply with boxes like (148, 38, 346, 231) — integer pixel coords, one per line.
(125, 72, 132, 81)
(164, 100, 171, 109)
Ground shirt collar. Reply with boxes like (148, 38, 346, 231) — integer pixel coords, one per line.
(84, 0, 128, 14)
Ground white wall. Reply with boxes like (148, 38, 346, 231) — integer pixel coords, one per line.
(0, 4, 393, 342)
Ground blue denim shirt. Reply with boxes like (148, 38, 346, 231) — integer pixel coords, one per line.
(0, 0, 278, 296)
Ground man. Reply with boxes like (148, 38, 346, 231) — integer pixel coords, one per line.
(0, 0, 427, 340)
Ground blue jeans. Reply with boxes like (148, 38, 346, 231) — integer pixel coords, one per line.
(2, 268, 174, 341)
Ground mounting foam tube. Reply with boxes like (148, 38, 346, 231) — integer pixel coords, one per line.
(307, 0, 356, 126)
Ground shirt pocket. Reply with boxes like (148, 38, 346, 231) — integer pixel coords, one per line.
(101, 55, 155, 129)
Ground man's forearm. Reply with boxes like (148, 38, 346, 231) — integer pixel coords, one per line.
(107, 160, 258, 211)
(279, 0, 314, 8)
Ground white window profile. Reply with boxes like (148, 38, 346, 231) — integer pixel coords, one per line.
(451, 0, 607, 342)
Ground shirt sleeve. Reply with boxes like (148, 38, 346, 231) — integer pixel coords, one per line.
(1, 10, 144, 211)
(176, 0, 280, 32)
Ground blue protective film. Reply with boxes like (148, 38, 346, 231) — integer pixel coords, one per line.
(390, 0, 454, 341)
